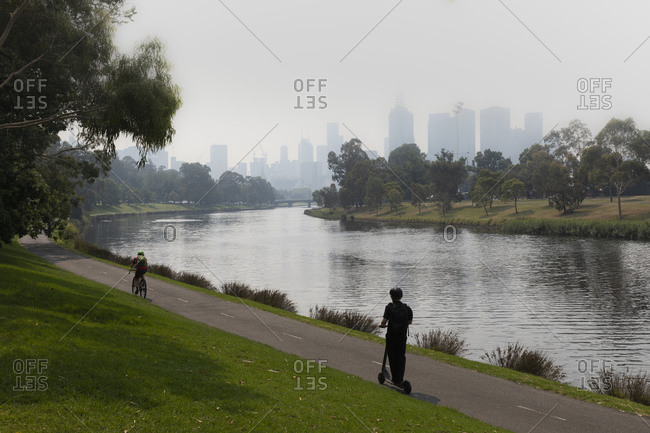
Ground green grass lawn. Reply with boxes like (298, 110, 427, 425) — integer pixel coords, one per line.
(1, 241, 511, 432)
(313, 196, 650, 224)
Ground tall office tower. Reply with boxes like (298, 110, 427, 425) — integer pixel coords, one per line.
(250, 157, 267, 178)
(428, 113, 455, 161)
(507, 128, 530, 163)
(457, 108, 476, 161)
(384, 137, 389, 159)
(298, 138, 314, 164)
(480, 106, 510, 154)
(316, 145, 328, 163)
(388, 103, 415, 155)
(209, 144, 228, 180)
(280, 145, 289, 162)
(326, 123, 345, 155)
(524, 112, 544, 144)
(234, 162, 247, 177)
(117, 145, 139, 161)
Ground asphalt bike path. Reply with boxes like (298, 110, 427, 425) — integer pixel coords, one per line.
(19, 235, 650, 433)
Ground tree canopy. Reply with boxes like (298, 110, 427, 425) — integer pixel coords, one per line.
(0, 0, 182, 243)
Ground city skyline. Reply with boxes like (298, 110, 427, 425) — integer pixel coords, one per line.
(109, 1, 650, 169)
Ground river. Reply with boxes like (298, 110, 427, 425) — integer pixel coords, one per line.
(85, 206, 650, 387)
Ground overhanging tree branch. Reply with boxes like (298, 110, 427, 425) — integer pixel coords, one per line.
(0, 0, 32, 50)
(0, 106, 105, 130)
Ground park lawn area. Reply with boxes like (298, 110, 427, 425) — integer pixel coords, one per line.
(0, 241, 510, 433)
(310, 196, 650, 226)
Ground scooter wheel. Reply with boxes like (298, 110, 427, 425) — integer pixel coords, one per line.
(402, 380, 411, 395)
(378, 372, 385, 384)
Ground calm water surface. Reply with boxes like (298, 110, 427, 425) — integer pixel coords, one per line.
(86, 207, 650, 386)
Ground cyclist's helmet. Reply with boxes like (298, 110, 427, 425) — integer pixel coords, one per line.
(137, 251, 144, 257)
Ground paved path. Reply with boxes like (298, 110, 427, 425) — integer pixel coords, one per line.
(19, 235, 650, 433)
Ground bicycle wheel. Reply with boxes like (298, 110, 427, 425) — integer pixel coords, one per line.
(132, 276, 137, 295)
(140, 278, 147, 299)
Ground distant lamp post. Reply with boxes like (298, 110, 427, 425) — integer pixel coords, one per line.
(452, 101, 464, 161)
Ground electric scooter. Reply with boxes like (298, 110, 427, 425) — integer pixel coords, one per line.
(377, 346, 412, 394)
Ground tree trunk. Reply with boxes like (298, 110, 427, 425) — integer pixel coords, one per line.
(617, 191, 622, 220)
(514, 198, 518, 214)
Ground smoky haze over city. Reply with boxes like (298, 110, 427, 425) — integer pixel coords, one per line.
(111, 0, 650, 186)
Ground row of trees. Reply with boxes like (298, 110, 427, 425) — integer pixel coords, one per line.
(314, 118, 650, 219)
(74, 153, 276, 214)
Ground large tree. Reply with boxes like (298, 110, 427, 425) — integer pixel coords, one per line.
(429, 149, 467, 216)
(0, 0, 181, 243)
(595, 118, 650, 219)
(388, 143, 429, 199)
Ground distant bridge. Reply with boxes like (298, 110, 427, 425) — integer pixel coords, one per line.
(274, 199, 312, 207)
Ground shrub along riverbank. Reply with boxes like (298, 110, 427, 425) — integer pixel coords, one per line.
(306, 196, 650, 240)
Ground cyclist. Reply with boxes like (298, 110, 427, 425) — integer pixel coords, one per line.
(130, 251, 148, 286)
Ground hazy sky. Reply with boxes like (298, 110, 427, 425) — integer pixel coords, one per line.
(111, 0, 650, 167)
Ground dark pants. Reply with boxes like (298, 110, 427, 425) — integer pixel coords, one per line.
(135, 268, 146, 279)
(386, 333, 407, 384)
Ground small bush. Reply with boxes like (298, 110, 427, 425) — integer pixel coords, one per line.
(309, 305, 379, 334)
(221, 281, 297, 313)
(414, 328, 467, 356)
(589, 367, 650, 406)
(176, 271, 216, 291)
(481, 342, 565, 381)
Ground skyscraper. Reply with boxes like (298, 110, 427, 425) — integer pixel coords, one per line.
(326, 123, 344, 155)
(480, 107, 510, 153)
(298, 138, 314, 165)
(428, 113, 455, 160)
(388, 104, 415, 155)
(457, 108, 476, 161)
(209, 145, 228, 180)
(524, 112, 543, 143)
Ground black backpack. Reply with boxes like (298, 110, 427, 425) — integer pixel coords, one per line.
(388, 302, 410, 335)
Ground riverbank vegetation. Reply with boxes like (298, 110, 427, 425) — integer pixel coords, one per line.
(414, 328, 468, 356)
(3, 241, 508, 432)
(307, 195, 650, 240)
(308, 305, 379, 334)
(482, 342, 566, 382)
(311, 118, 650, 240)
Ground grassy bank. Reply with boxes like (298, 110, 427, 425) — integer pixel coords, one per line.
(88, 203, 263, 219)
(306, 196, 650, 240)
(1, 241, 511, 432)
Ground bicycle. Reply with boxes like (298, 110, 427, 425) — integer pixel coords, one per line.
(129, 269, 147, 299)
